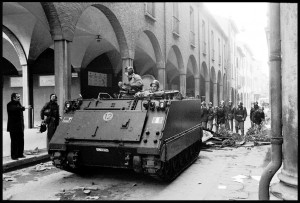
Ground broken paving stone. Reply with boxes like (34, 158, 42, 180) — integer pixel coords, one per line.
(4, 177, 15, 182)
(73, 186, 85, 190)
(83, 190, 91, 194)
(85, 196, 99, 200)
(132, 183, 137, 187)
(85, 186, 98, 191)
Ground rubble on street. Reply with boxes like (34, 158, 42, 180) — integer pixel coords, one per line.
(202, 121, 271, 149)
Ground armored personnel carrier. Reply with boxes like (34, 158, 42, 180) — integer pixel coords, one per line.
(49, 90, 203, 181)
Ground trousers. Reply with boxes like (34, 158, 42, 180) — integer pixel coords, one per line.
(10, 131, 24, 159)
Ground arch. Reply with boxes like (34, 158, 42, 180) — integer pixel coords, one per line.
(200, 62, 208, 101)
(210, 66, 216, 83)
(201, 62, 208, 79)
(223, 73, 227, 101)
(217, 70, 222, 103)
(134, 29, 163, 79)
(138, 29, 164, 65)
(187, 55, 199, 76)
(90, 4, 129, 58)
(2, 25, 27, 66)
(167, 45, 185, 73)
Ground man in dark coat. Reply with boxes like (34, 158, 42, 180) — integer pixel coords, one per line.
(253, 106, 265, 130)
(250, 101, 259, 128)
(216, 100, 226, 133)
(41, 94, 60, 150)
(225, 100, 234, 132)
(234, 101, 248, 136)
(7, 93, 30, 160)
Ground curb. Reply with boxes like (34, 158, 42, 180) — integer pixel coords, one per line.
(3, 153, 50, 173)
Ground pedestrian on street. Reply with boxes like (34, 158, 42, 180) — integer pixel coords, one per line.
(225, 100, 234, 132)
(200, 101, 208, 129)
(207, 102, 215, 131)
(216, 101, 226, 134)
(40, 93, 60, 150)
(234, 101, 248, 136)
(7, 93, 31, 160)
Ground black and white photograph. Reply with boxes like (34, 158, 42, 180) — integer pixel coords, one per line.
(1, 2, 297, 200)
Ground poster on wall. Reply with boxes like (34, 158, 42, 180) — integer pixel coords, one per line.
(88, 71, 111, 87)
(39, 75, 55, 86)
(10, 77, 23, 87)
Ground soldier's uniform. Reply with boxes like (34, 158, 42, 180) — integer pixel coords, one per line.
(200, 103, 208, 129)
(225, 102, 234, 132)
(234, 102, 247, 136)
(253, 107, 265, 130)
(216, 103, 226, 133)
(207, 105, 215, 130)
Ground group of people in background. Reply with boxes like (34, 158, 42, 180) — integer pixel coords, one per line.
(200, 99, 265, 136)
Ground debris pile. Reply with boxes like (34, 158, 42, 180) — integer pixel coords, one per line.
(24, 147, 40, 155)
(35, 162, 54, 171)
(202, 122, 271, 149)
(56, 183, 101, 200)
(245, 124, 271, 143)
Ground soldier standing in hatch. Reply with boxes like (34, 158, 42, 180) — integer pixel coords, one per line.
(118, 66, 143, 92)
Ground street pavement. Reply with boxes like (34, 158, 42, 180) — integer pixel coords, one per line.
(2, 126, 49, 172)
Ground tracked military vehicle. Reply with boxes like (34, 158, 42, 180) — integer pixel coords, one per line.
(49, 90, 203, 181)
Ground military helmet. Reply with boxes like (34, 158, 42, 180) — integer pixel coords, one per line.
(150, 80, 160, 88)
(201, 101, 206, 105)
(239, 101, 243, 105)
(208, 102, 213, 106)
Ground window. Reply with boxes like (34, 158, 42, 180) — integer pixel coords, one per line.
(211, 31, 214, 60)
(145, 2, 155, 20)
(202, 20, 206, 54)
(190, 6, 195, 46)
(172, 3, 180, 36)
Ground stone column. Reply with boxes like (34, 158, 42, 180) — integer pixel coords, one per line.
(122, 58, 133, 83)
(180, 74, 186, 97)
(205, 80, 210, 104)
(194, 77, 200, 98)
(22, 64, 30, 128)
(220, 84, 223, 102)
(54, 39, 72, 116)
(213, 82, 218, 106)
(157, 61, 165, 90)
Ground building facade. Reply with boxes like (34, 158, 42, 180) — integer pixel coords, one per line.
(2, 2, 252, 128)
